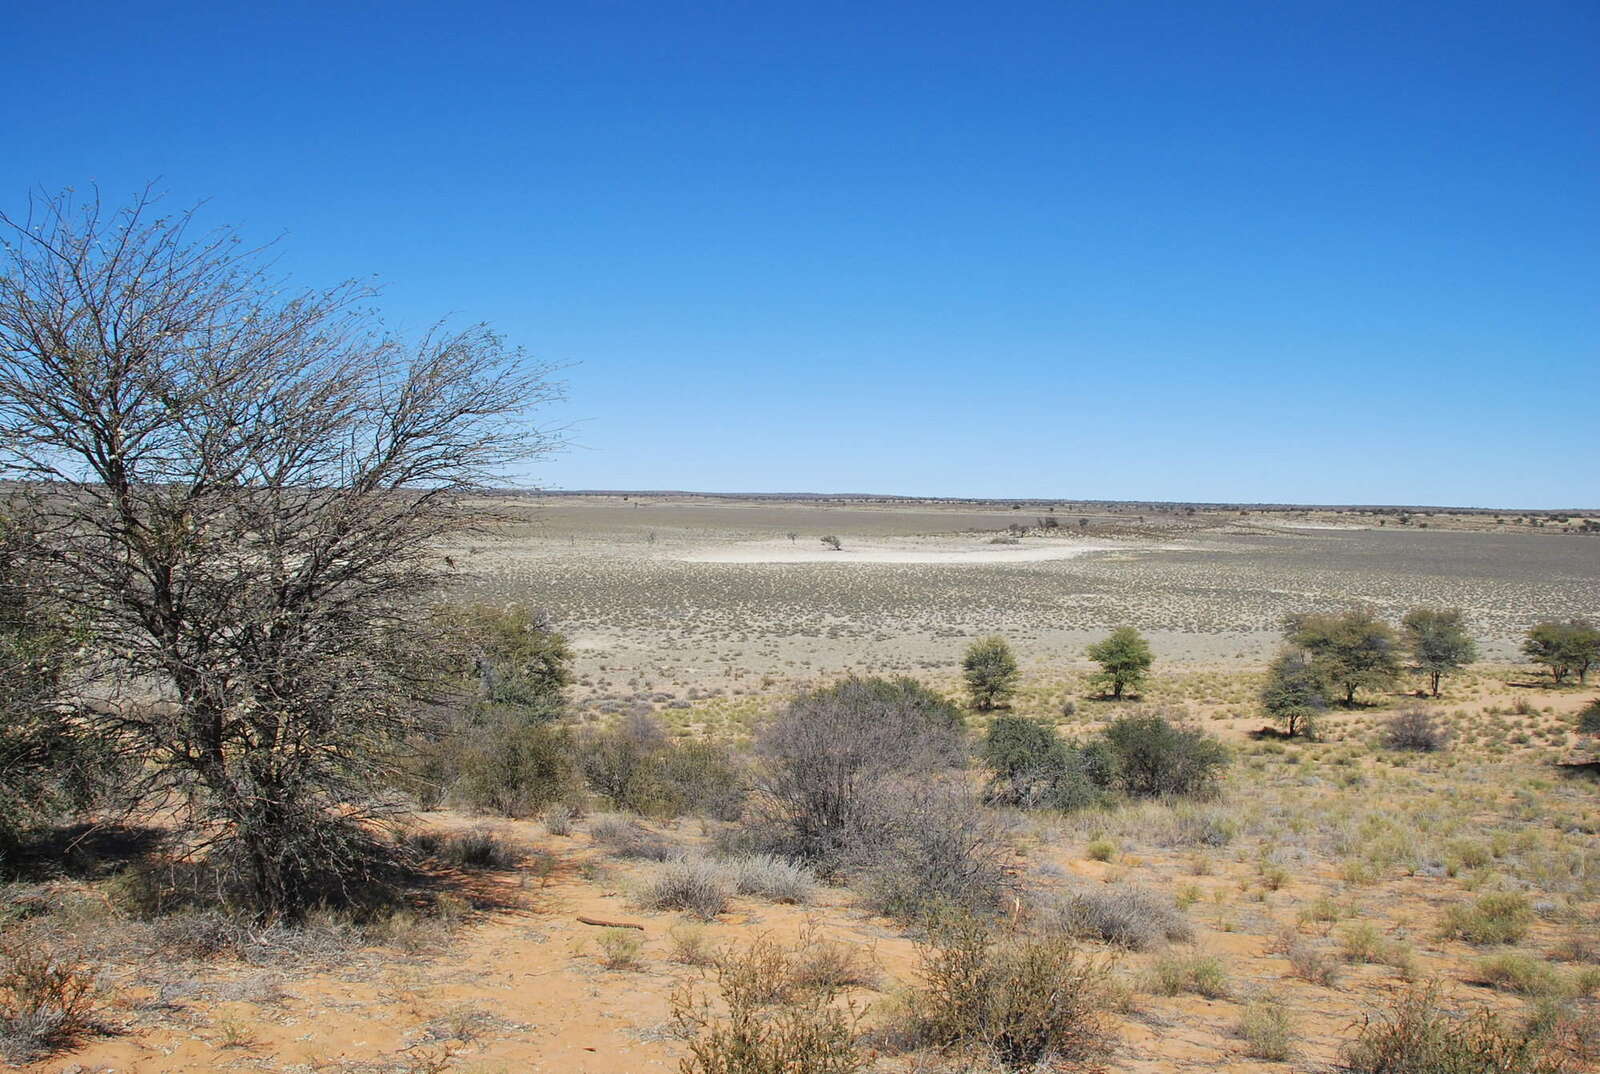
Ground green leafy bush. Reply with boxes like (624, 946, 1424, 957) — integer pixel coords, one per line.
(1100, 713, 1229, 799)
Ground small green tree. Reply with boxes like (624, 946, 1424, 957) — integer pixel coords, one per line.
(1260, 648, 1325, 738)
(1522, 620, 1600, 686)
(1284, 610, 1401, 706)
(1086, 627, 1153, 700)
(1401, 608, 1478, 698)
(963, 635, 1019, 711)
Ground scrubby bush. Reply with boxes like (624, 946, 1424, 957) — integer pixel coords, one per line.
(1150, 951, 1229, 998)
(1037, 886, 1193, 951)
(596, 927, 645, 970)
(1471, 953, 1570, 998)
(672, 935, 865, 1074)
(1086, 626, 1154, 700)
(589, 815, 678, 861)
(638, 858, 733, 919)
(909, 909, 1112, 1070)
(1341, 984, 1572, 1074)
(1101, 713, 1229, 799)
(852, 780, 1012, 922)
(1285, 938, 1341, 987)
(655, 740, 749, 820)
(577, 712, 668, 805)
(1384, 710, 1451, 752)
(1236, 995, 1296, 1061)
(750, 676, 965, 864)
(963, 636, 1019, 710)
(0, 945, 100, 1061)
(1440, 893, 1533, 945)
(454, 719, 581, 817)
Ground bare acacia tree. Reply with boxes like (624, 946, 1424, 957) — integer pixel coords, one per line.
(0, 187, 561, 916)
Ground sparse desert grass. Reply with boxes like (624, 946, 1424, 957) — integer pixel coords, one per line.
(637, 857, 734, 919)
(1037, 885, 1193, 951)
(1440, 892, 1534, 945)
(1236, 994, 1297, 1060)
(11, 593, 1600, 1074)
(1341, 984, 1574, 1074)
(1149, 951, 1229, 998)
(589, 814, 679, 860)
(0, 945, 101, 1062)
(596, 927, 646, 970)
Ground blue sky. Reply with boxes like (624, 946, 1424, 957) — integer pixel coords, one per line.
(5, 2, 1596, 507)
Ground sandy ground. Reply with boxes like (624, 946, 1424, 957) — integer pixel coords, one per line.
(25, 677, 1600, 1074)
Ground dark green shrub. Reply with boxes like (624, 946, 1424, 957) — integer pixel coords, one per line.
(456, 718, 580, 817)
(1578, 699, 1600, 738)
(980, 717, 1115, 810)
(404, 828, 522, 870)
(1100, 713, 1228, 799)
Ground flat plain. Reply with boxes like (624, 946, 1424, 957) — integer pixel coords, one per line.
(446, 494, 1600, 718)
(11, 493, 1600, 1074)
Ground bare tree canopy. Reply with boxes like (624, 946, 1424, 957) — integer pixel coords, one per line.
(0, 185, 562, 916)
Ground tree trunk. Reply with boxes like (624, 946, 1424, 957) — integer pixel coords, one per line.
(1430, 671, 1442, 697)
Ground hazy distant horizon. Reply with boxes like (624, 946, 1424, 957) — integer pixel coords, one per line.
(535, 488, 1599, 515)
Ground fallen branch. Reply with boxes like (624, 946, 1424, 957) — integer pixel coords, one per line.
(577, 915, 645, 930)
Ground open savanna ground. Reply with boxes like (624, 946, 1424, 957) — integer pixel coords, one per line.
(6, 664, 1599, 1074)
(443, 494, 1600, 718)
(7, 494, 1599, 1074)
